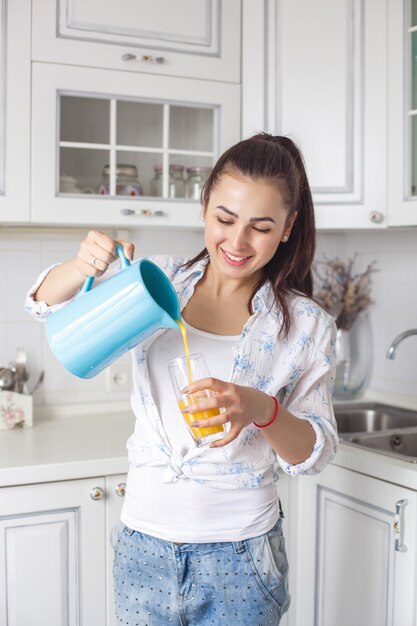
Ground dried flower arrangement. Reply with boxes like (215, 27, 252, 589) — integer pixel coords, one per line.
(313, 255, 378, 330)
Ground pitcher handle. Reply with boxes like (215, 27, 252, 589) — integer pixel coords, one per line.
(79, 243, 131, 295)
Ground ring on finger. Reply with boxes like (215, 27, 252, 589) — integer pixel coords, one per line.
(89, 257, 98, 267)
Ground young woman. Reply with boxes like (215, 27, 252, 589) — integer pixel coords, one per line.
(25, 133, 337, 625)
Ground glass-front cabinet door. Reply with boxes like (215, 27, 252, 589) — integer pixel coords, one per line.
(388, 0, 417, 225)
(0, 0, 30, 223)
(31, 63, 240, 227)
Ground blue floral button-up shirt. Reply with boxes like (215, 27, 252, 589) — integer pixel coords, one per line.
(25, 255, 338, 490)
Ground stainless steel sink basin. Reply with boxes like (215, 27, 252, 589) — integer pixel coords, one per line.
(349, 429, 417, 463)
(334, 402, 417, 462)
(334, 402, 417, 434)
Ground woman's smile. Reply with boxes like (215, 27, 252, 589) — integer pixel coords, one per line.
(220, 248, 253, 266)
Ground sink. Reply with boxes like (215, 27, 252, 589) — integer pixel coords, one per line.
(334, 402, 417, 435)
(349, 429, 417, 463)
(334, 402, 417, 463)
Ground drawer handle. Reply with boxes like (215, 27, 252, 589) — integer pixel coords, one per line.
(394, 498, 408, 552)
(120, 208, 164, 217)
(121, 53, 136, 61)
(90, 486, 104, 501)
(115, 482, 127, 497)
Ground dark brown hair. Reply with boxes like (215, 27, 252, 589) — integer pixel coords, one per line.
(184, 133, 316, 337)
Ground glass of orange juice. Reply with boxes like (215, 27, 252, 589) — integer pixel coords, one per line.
(168, 353, 227, 447)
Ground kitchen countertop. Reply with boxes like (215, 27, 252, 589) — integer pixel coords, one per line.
(1, 390, 417, 490)
(0, 401, 135, 487)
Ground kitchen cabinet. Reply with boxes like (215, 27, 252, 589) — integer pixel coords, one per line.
(32, 0, 241, 84)
(0, 0, 31, 222)
(288, 464, 417, 626)
(388, 0, 417, 226)
(0, 473, 126, 626)
(242, 0, 388, 230)
(31, 62, 240, 227)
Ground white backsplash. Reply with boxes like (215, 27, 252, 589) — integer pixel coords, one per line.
(1, 226, 417, 407)
(317, 229, 417, 398)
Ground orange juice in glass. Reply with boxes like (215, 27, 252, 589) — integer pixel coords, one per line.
(168, 353, 226, 447)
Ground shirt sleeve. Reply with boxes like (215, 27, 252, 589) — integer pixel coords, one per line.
(23, 264, 80, 321)
(276, 314, 338, 476)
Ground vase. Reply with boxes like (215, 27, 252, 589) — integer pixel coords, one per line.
(333, 313, 373, 400)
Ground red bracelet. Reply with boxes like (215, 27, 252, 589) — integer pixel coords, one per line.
(253, 395, 279, 428)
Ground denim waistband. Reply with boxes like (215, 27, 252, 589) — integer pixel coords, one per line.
(122, 512, 283, 554)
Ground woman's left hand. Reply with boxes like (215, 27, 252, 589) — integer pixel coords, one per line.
(181, 378, 276, 447)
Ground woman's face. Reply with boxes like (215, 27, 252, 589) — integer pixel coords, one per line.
(203, 173, 295, 285)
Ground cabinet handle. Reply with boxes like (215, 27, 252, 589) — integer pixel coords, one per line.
(90, 486, 105, 501)
(115, 482, 127, 497)
(142, 54, 165, 64)
(121, 53, 136, 61)
(120, 208, 164, 217)
(369, 210, 384, 224)
(393, 498, 408, 552)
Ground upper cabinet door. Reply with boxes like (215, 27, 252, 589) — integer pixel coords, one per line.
(32, 0, 241, 83)
(242, 0, 388, 230)
(388, 0, 417, 226)
(0, 0, 30, 222)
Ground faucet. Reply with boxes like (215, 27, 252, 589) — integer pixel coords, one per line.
(386, 329, 417, 359)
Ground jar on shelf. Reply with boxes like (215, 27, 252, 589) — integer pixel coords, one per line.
(185, 166, 212, 200)
(150, 164, 186, 198)
(97, 164, 143, 196)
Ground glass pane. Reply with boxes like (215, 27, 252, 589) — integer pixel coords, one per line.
(115, 151, 166, 197)
(413, 0, 417, 27)
(169, 106, 214, 152)
(148, 160, 187, 199)
(171, 154, 213, 201)
(412, 32, 417, 110)
(60, 96, 110, 144)
(412, 116, 417, 196)
(59, 147, 109, 194)
(117, 100, 163, 148)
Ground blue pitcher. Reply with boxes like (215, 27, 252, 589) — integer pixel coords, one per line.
(45, 244, 181, 378)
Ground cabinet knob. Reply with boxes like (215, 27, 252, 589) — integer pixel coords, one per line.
(115, 482, 127, 497)
(90, 486, 105, 501)
(142, 54, 165, 64)
(121, 53, 136, 61)
(369, 211, 384, 224)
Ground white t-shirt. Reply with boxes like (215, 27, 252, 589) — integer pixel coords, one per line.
(121, 319, 280, 542)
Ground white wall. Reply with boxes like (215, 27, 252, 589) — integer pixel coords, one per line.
(1, 226, 417, 408)
(317, 229, 417, 397)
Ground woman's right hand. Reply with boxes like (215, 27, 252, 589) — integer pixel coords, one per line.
(33, 230, 135, 306)
(76, 230, 135, 278)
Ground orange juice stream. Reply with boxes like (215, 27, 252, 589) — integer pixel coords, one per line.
(176, 319, 223, 438)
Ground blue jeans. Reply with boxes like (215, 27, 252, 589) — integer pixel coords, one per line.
(111, 517, 290, 625)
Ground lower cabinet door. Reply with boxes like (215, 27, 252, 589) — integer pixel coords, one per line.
(0, 477, 106, 626)
(290, 464, 417, 626)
